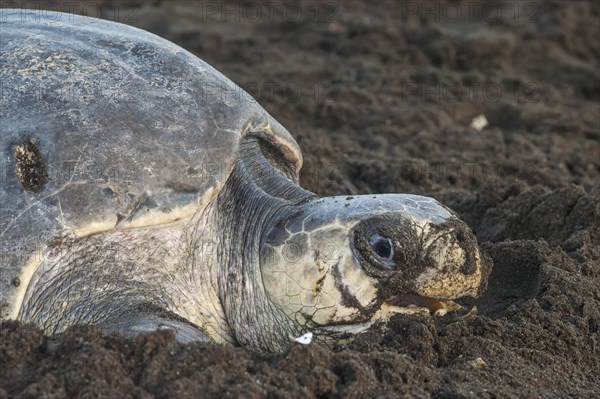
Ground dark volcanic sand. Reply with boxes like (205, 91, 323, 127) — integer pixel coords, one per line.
(1, 1, 599, 398)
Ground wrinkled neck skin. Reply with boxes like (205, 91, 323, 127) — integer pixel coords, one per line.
(214, 137, 315, 352)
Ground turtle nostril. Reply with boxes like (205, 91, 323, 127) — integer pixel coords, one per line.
(455, 227, 478, 276)
(461, 254, 477, 275)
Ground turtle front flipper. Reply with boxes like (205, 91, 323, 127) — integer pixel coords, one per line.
(16, 225, 228, 345)
(105, 304, 212, 343)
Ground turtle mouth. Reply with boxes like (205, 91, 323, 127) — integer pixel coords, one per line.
(318, 294, 464, 337)
(383, 294, 462, 317)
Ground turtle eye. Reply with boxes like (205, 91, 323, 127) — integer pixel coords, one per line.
(369, 234, 395, 268)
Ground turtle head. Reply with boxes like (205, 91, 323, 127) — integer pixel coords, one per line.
(217, 128, 489, 350)
(260, 194, 491, 341)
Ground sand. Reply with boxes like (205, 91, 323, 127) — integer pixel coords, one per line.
(1, 1, 599, 398)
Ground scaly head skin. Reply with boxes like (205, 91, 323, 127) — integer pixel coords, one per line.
(260, 194, 489, 342)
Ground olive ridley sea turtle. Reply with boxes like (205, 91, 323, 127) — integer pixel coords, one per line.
(0, 10, 491, 352)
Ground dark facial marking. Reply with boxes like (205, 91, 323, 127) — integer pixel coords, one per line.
(352, 214, 435, 300)
(314, 273, 326, 295)
(353, 214, 421, 279)
(331, 261, 367, 316)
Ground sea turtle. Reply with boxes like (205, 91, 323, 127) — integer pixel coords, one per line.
(0, 9, 490, 352)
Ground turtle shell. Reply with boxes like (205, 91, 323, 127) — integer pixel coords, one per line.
(0, 9, 302, 319)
